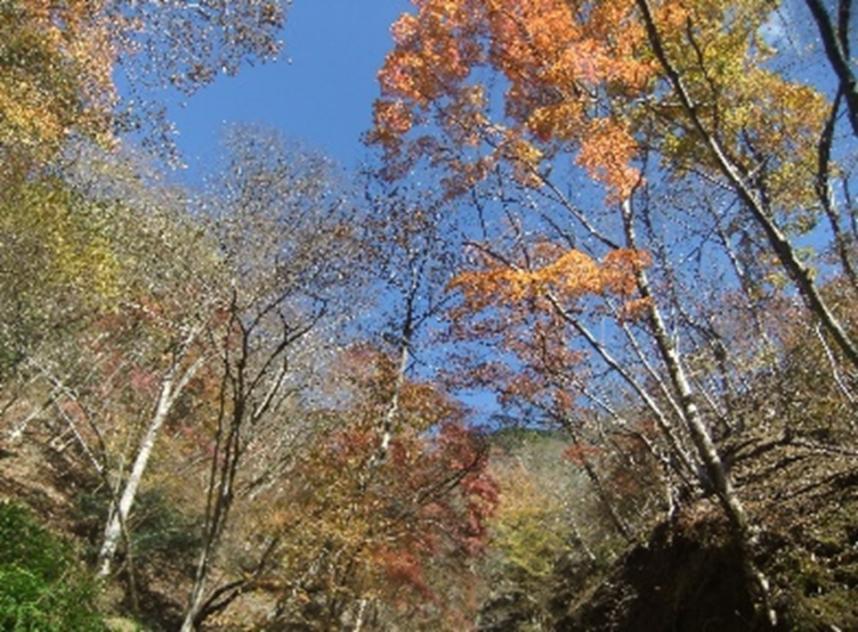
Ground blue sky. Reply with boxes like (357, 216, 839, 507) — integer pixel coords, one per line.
(167, 0, 410, 177)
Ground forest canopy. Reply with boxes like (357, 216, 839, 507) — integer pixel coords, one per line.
(0, 0, 857, 630)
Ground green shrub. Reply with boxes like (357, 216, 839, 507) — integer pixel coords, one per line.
(0, 501, 105, 631)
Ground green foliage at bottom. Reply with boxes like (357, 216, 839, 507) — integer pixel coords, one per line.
(0, 501, 105, 631)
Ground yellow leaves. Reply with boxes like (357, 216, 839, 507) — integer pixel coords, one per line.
(659, 61, 828, 208)
(490, 461, 568, 578)
(0, 182, 122, 302)
(3, 0, 288, 171)
(640, 0, 830, 209)
(448, 245, 653, 372)
(0, 82, 65, 152)
(740, 73, 827, 207)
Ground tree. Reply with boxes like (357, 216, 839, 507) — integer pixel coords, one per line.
(252, 346, 497, 631)
(0, 178, 122, 381)
(0, 0, 287, 174)
(177, 129, 359, 631)
(370, 0, 858, 624)
(0, 147, 227, 592)
(371, 0, 857, 368)
(478, 446, 583, 631)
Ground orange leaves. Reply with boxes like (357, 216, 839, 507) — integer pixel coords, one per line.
(449, 247, 650, 309)
(484, 0, 650, 90)
(538, 249, 607, 297)
(602, 248, 652, 295)
(485, 0, 580, 74)
(373, 99, 414, 142)
(617, 296, 654, 321)
(373, 0, 823, 209)
(447, 246, 652, 386)
(0, 0, 117, 165)
(527, 101, 585, 143)
(497, 130, 543, 186)
(391, 13, 421, 45)
(378, 50, 435, 104)
(372, 0, 659, 199)
(377, 0, 476, 105)
(576, 118, 641, 201)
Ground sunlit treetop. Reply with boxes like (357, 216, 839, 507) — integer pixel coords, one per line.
(370, 0, 828, 206)
(0, 0, 286, 174)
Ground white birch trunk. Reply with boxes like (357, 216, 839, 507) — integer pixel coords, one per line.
(620, 197, 777, 626)
(96, 373, 175, 577)
(97, 352, 204, 578)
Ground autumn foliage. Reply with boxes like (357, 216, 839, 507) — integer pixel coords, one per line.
(1, 0, 857, 630)
(372, 0, 827, 206)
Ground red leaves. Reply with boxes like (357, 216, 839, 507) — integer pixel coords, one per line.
(563, 440, 603, 466)
(273, 347, 499, 619)
(129, 366, 158, 395)
(377, 548, 434, 600)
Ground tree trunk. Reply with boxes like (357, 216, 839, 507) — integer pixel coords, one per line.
(621, 196, 777, 626)
(97, 353, 204, 577)
(97, 374, 175, 577)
